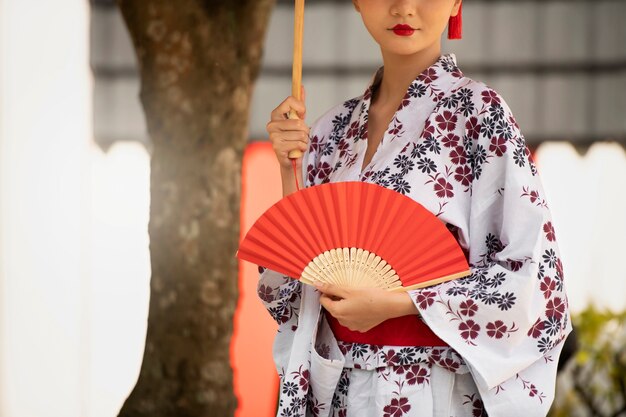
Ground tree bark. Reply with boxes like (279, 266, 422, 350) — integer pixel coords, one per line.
(115, 1, 276, 415)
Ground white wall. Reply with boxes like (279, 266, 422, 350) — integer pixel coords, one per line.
(0, 0, 91, 415)
(536, 142, 626, 313)
(0, 1, 151, 416)
(87, 142, 150, 417)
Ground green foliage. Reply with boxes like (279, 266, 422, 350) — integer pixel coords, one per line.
(550, 305, 626, 417)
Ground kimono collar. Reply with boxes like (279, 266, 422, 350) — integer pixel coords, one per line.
(331, 53, 465, 181)
(362, 53, 464, 105)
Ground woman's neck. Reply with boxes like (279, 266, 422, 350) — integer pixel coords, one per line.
(372, 42, 442, 108)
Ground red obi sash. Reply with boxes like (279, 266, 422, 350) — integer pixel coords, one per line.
(325, 309, 449, 347)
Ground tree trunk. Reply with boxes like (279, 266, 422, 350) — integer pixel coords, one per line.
(115, 1, 275, 415)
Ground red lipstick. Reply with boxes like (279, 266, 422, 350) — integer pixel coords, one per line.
(391, 24, 416, 36)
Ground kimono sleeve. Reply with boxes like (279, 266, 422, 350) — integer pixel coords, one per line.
(407, 90, 572, 392)
(256, 114, 324, 327)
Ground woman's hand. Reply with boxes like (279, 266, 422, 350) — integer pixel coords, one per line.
(266, 85, 310, 171)
(314, 282, 419, 332)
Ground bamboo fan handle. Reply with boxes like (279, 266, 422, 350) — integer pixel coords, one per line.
(288, 0, 305, 159)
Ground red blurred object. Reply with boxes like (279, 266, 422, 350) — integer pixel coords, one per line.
(233, 142, 281, 417)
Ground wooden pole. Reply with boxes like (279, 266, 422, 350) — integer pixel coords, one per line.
(287, 0, 305, 158)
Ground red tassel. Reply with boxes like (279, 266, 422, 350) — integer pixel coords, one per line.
(447, 2, 462, 40)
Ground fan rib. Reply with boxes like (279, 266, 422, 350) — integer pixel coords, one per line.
(336, 250, 347, 286)
(328, 250, 344, 286)
(339, 248, 348, 287)
(389, 269, 471, 292)
(312, 251, 336, 286)
(333, 250, 347, 286)
(356, 249, 369, 287)
(367, 252, 383, 286)
(309, 254, 330, 285)
(324, 250, 344, 287)
(350, 247, 358, 287)
(300, 267, 321, 284)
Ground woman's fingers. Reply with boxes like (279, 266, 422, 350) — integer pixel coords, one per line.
(270, 93, 306, 121)
(319, 294, 342, 316)
(266, 87, 309, 168)
(269, 129, 309, 148)
(314, 282, 349, 299)
(270, 139, 308, 162)
(266, 118, 310, 134)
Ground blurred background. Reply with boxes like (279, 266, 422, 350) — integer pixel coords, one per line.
(0, 0, 624, 416)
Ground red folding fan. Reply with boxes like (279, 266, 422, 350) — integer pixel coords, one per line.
(237, 181, 470, 292)
(237, 2, 469, 292)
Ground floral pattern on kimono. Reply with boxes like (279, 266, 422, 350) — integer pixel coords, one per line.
(257, 53, 572, 417)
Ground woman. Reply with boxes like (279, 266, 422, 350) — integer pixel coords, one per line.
(261, 0, 571, 415)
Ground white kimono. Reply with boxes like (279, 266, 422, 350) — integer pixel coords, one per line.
(257, 53, 572, 417)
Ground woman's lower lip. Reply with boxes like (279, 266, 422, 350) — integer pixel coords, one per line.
(392, 28, 415, 36)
